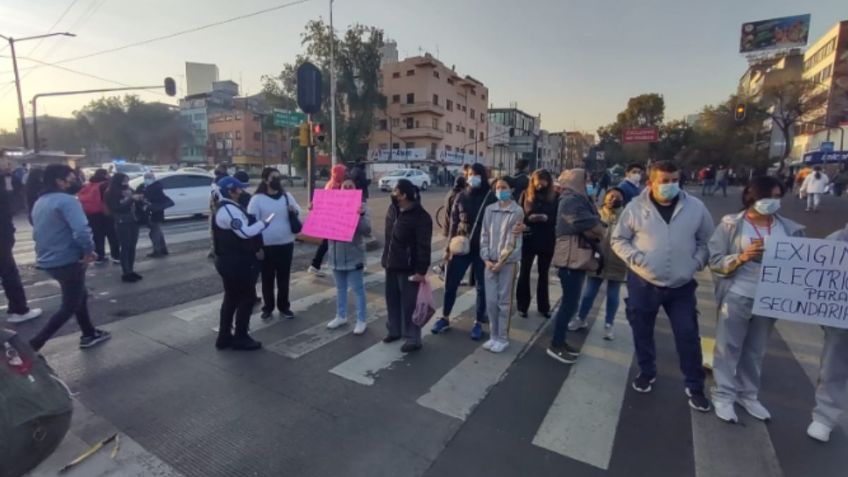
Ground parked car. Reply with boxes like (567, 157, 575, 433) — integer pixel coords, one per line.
(378, 168, 430, 191)
(178, 167, 212, 175)
(129, 172, 213, 219)
(148, 165, 174, 174)
(102, 162, 147, 179)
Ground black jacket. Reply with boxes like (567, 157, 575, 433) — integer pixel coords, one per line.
(449, 187, 496, 256)
(512, 171, 530, 202)
(0, 175, 15, 245)
(138, 182, 173, 223)
(519, 191, 558, 251)
(350, 164, 369, 200)
(382, 202, 432, 275)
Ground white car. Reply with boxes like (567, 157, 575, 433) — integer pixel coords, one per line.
(378, 169, 430, 192)
(129, 172, 214, 219)
(178, 167, 212, 175)
(103, 162, 148, 179)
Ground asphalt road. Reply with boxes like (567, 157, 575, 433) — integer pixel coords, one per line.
(6, 184, 848, 477)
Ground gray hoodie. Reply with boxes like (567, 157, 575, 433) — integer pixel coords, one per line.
(611, 189, 715, 288)
(708, 211, 805, 320)
(328, 207, 373, 271)
(479, 200, 524, 264)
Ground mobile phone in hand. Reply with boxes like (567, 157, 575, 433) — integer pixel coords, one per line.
(264, 212, 276, 224)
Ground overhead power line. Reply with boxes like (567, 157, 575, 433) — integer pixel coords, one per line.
(25, 0, 83, 58)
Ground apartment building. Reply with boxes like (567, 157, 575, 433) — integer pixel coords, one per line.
(368, 53, 490, 165)
(793, 20, 848, 157)
(207, 106, 286, 167)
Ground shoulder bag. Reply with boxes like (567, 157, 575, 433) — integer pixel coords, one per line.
(448, 191, 491, 256)
(285, 193, 303, 234)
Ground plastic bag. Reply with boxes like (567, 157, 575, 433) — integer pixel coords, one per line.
(412, 281, 436, 327)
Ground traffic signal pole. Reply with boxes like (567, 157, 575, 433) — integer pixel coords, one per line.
(307, 115, 315, 202)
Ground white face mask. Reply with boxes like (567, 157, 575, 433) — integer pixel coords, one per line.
(753, 198, 781, 215)
(629, 173, 642, 184)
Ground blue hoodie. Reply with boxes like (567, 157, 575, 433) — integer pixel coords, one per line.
(31, 192, 94, 269)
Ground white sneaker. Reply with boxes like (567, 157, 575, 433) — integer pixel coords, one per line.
(326, 316, 348, 329)
(6, 308, 42, 324)
(490, 340, 509, 353)
(353, 321, 367, 335)
(482, 339, 496, 351)
(736, 398, 771, 421)
(568, 319, 588, 331)
(308, 266, 326, 277)
(714, 401, 738, 423)
(807, 421, 832, 442)
(603, 324, 614, 341)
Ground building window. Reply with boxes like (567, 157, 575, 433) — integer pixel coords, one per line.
(446, 122, 453, 133)
(433, 94, 439, 105)
(446, 99, 453, 111)
(480, 113, 485, 122)
(447, 77, 455, 85)
(406, 93, 414, 104)
(392, 143, 400, 149)
(391, 118, 400, 127)
(479, 132, 484, 141)
(471, 88, 476, 96)
(432, 118, 439, 129)
(253, 132, 261, 141)
(481, 94, 486, 100)
(392, 94, 400, 104)
(405, 142, 415, 148)
(235, 131, 242, 140)
(379, 119, 388, 130)
(469, 129, 475, 140)
(406, 69, 415, 76)
(446, 145, 452, 151)
(433, 71, 440, 79)
(431, 143, 438, 156)
(406, 117, 414, 129)
(470, 108, 476, 119)
(392, 72, 400, 78)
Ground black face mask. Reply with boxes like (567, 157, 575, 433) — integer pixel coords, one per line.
(66, 181, 81, 195)
(269, 178, 282, 191)
(390, 194, 400, 206)
(609, 199, 623, 209)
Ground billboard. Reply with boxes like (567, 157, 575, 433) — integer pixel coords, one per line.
(740, 14, 811, 53)
(622, 128, 659, 144)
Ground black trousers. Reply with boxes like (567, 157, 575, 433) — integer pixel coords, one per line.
(29, 263, 96, 351)
(516, 242, 554, 314)
(0, 237, 29, 315)
(88, 213, 119, 260)
(115, 220, 139, 275)
(215, 254, 256, 339)
(311, 239, 328, 269)
(261, 243, 294, 313)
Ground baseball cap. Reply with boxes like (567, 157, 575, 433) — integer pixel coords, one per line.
(217, 176, 249, 195)
(233, 170, 250, 183)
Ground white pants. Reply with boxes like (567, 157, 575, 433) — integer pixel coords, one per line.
(484, 263, 518, 342)
(712, 292, 776, 404)
(807, 193, 822, 210)
(813, 327, 848, 428)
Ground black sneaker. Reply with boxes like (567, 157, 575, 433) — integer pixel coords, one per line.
(231, 336, 262, 351)
(400, 342, 422, 353)
(686, 388, 712, 412)
(382, 335, 402, 344)
(130, 272, 143, 280)
(632, 374, 657, 393)
(260, 310, 273, 320)
(518, 311, 528, 319)
(546, 346, 578, 364)
(563, 342, 581, 357)
(121, 274, 140, 283)
(215, 335, 232, 350)
(280, 310, 295, 320)
(79, 329, 111, 349)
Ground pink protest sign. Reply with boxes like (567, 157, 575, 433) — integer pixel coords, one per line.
(302, 189, 363, 242)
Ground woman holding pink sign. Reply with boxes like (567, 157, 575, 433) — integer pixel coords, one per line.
(248, 167, 302, 321)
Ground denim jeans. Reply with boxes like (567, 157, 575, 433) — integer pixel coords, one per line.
(29, 263, 96, 351)
(148, 221, 168, 255)
(333, 269, 366, 322)
(443, 252, 487, 323)
(551, 268, 587, 347)
(578, 276, 623, 326)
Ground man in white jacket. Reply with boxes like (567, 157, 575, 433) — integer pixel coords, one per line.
(800, 166, 830, 213)
(611, 161, 715, 412)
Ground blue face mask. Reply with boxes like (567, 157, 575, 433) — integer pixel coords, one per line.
(144, 179, 154, 186)
(586, 184, 595, 196)
(497, 190, 511, 202)
(657, 182, 680, 201)
(469, 175, 482, 188)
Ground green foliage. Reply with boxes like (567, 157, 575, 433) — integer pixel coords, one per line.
(596, 93, 667, 166)
(262, 19, 385, 163)
(292, 145, 307, 172)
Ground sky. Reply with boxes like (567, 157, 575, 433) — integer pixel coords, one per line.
(0, 0, 846, 137)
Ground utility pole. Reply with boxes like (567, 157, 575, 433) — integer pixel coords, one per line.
(329, 0, 337, 166)
(0, 32, 75, 148)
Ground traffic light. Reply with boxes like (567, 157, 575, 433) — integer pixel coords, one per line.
(313, 123, 326, 143)
(163, 77, 177, 96)
(299, 123, 310, 147)
(734, 103, 747, 122)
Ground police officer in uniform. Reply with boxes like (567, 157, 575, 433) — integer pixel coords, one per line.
(212, 176, 272, 351)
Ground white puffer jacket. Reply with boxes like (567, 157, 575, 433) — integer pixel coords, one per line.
(801, 171, 830, 194)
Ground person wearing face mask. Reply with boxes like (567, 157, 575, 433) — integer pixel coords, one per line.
(213, 176, 274, 351)
(248, 167, 302, 320)
(382, 179, 432, 352)
(29, 165, 108, 351)
(432, 163, 498, 340)
(0, 155, 42, 324)
(571, 188, 628, 340)
(618, 163, 644, 205)
(105, 172, 144, 282)
(707, 176, 803, 423)
(479, 178, 524, 353)
(611, 161, 715, 412)
(137, 172, 173, 258)
(516, 169, 558, 319)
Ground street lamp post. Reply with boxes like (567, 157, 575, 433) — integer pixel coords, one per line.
(0, 32, 75, 148)
(329, 0, 337, 166)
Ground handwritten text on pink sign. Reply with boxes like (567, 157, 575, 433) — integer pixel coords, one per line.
(302, 189, 363, 242)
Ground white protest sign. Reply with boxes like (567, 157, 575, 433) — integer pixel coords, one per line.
(753, 236, 848, 329)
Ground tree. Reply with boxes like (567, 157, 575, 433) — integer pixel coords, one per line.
(757, 79, 828, 172)
(262, 19, 386, 163)
(596, 93, 667, 166)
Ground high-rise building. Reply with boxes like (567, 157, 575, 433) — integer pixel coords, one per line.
(793, 20, 848, 157)
(488, 106, 539, 171)
(179, 81, 238, 164)
(380, 40, 399, 66)
(368, 53, 490, 168)
(185, 62, 220, 96)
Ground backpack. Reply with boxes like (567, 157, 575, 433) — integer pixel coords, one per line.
(77, 182, 105, 215)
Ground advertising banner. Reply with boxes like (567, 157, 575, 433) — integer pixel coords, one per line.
(368, 148, 428, 162)
(752, 236, 848, 329)
(301, 189, 363, 242)
(622, 128, 659, 144)
(739, 15, 811, 53)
